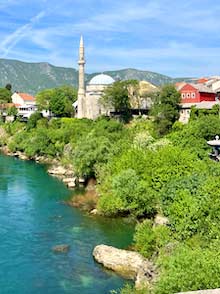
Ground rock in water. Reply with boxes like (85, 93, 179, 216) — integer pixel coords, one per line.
(52, 244, 70, 253)
(93, 244, 155, 289)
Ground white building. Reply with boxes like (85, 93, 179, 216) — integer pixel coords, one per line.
(11, 92, 36, 106)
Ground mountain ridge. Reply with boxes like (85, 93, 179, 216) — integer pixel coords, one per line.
(0, 58, 193, 95)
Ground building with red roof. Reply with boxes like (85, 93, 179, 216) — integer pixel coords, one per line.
(11, 92, 36, 106)
(178, 83, 218, 123)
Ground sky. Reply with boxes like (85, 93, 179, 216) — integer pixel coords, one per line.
(0, 0, 220, 77)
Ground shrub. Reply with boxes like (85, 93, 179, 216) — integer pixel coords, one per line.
(155, 244, 220, 294)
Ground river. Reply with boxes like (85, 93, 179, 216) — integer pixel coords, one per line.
(0, 155, 134, 294)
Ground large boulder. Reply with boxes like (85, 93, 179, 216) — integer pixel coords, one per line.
(93, 244, 155, 289)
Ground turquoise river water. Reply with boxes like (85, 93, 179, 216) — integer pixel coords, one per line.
(0, 155, 134, 294)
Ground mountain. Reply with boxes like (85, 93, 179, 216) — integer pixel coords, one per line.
(0, 59, 183, 95)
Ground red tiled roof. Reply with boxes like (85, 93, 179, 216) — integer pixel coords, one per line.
(197, 78, 209, 84)
(18, 93, 35, 101)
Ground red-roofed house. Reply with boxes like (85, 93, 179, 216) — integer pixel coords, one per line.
(197, 77, 209, 84)
(178, 83, 218, 123)
(11, 92, 36, 106)
(180, 83, 216, 104)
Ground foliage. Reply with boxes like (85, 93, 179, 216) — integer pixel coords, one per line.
(168, 115, 220, 158)
(99, 168, 156, 217)
(6, 106, 17, 116)
(151, 84, 181, 136)
(49, 86, 76, 117)
(36, 85, 77, 117)
(27, 112, 43, 130)
(72, 118, 127, 177)
(134, 220, 171, 258)
(73, 133, 112, 178)
(5, 83, 12, 92)
(133, 220, 156, 258)
(0, 87, 12, 103)
(36, 88, 54, 110)
(190, 104, 220, 121)
(101, 80, 132, 122)
(155, 244, 220, 294)
(118, 284, 148, 294)
(4, 107, 220, 294)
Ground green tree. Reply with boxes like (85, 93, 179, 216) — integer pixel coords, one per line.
(27, 112, 43, 130)
(7, 106, 18, 116)
(36, 85, 77, 116)
(5, 83, 12, 92)
(36, 88, 54, 111)
(49, 86, 76, 117)
(0, 88, 12, 103)
(73, 133, 112, 178)
(151, 84, 181, 136)
(101, 81, 131, 122)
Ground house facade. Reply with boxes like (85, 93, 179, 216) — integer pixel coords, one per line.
(11, 92, 36, 106)
(180, 83, 216, 104)
(178, 82, 218, 123)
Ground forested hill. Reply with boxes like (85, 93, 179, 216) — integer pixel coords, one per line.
(0, 58, 185, 95)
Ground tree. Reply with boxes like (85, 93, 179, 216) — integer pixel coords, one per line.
(57, 85, 77, 103)
(7, 106, 17, 116)
(151, 84, 181, 136)
(36, 88, 54, 111)
(49, 91, 71, 117)
(27, 112, 43, 130)
(36, 85, 77, 116)
(5, 83, 12, 92)
(101, 81, 131, 122)
(0, 88, 12, 104)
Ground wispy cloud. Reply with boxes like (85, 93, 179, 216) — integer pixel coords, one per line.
(1, 0, 220, 76)
(0, 10, 46, 57)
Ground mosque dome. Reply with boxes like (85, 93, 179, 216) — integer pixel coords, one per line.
(89, 74, 115, 85)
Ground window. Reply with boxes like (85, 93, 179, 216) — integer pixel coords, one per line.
(186, 93, 191, 98)
(182, 93, 186, 98)
(191, 92, 196, 98)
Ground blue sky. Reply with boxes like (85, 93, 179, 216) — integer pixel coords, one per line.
(0, 0, 220, 77)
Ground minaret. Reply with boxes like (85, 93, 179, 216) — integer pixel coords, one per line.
(77, 35, 86, 118)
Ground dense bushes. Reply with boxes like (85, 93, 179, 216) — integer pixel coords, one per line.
(155, 243, 220, 294)
(3, 113, 220, 294)
(133, 221, 171, 258)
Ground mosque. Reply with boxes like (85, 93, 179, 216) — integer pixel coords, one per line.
(76, 36, 115, 119)
(75, 36, 158, 119)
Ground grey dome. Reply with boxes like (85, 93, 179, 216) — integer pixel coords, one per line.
(89, 74, 115, 85)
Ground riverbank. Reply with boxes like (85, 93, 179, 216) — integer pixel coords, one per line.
(0, 145, 99, 215)
(0, 145, 85, 189)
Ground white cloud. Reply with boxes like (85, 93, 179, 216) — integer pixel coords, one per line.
(0, 11, 46, 57)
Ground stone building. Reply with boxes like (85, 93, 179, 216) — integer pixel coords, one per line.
(76, 36, 115, 119)
(75, 36, 158, 119)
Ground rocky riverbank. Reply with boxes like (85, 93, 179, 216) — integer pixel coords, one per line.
(0, 145, 85, 189)
(93, 244, 156, 290)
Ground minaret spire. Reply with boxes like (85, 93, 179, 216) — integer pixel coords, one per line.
(77, 35, 86, 118)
